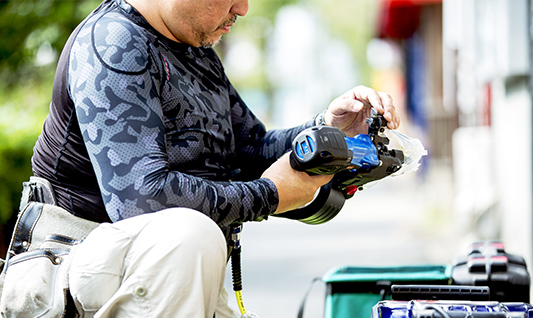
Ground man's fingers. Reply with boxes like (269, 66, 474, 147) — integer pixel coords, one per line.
(350, 86, 400, 129)
(327, 85, 401, 133)
(350, 99, 366, 113)
(377, 91, 400, 129)
(351, 86, 382, 112)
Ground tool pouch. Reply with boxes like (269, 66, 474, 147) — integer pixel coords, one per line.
(18, 176, 57, 212)
(0, 177, 99, 317)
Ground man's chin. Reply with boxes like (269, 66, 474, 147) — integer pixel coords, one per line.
(201, 37, 223, 48)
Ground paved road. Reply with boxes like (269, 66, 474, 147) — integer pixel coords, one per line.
(223, 168, 461, 318)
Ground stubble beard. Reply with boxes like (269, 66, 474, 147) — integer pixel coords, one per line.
(198, 33, 222, 48)
(198, 15, 237, 48)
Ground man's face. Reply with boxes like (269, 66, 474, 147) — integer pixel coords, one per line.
(160, 0, 249, 47)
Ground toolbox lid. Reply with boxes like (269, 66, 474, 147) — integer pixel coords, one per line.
(323, 265, 452, 284)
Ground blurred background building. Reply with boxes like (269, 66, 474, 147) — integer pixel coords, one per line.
(218, 0, 533, 316)
(0, 0, 532, 317)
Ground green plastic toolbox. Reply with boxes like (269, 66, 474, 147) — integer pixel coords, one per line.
(322, 265, 452, 318)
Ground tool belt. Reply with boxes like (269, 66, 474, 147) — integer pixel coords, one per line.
(0, 177, 99, 317)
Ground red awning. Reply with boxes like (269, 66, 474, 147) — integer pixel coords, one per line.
(378, 0, 442, 39)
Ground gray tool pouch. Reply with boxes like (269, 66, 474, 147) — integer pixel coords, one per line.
(0, 178, 98, 317)
(18, 176, 57, 212)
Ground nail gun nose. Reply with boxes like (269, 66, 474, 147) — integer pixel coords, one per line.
(387, 164, 401, 174)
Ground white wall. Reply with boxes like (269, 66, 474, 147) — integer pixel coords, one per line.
(444, 0, 532, 279)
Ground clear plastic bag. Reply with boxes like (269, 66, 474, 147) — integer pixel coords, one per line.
(386, 129, 428, 176)
(357, 128, 427, 191)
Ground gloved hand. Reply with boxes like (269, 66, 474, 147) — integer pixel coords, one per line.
(241, 312, 260, 318)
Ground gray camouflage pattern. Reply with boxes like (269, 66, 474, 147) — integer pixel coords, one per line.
(67, 0, 315, 233)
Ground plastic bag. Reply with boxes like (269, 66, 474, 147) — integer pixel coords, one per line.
(386, 129, 428, 176)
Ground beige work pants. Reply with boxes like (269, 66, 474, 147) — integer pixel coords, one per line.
(69, 208, 240, 318)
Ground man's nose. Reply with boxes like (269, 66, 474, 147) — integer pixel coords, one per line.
(231, 0, 248, 16)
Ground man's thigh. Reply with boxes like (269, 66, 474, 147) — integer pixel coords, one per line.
(69, 208, 228, 317)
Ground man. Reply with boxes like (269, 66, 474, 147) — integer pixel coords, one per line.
(28, 0, 400, 316)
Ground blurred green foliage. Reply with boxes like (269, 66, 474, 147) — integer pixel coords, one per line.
(0, 0, 100, 226)
(0, 77, 52, 223)
(0, 0, 101, 87)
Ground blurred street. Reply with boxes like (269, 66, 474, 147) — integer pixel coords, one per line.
(223, 163, 465, 318)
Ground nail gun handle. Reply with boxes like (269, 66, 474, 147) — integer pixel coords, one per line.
(289, 126, 353, 175)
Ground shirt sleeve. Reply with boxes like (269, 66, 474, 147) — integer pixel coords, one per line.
(68, 12, 279, 228)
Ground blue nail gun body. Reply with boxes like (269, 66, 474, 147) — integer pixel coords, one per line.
(276, 114, 405, 224)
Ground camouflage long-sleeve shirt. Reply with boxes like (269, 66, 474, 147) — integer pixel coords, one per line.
(32, 0, 315, 237)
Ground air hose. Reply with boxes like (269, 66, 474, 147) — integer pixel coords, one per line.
(232, 246, 247, 314)
(231, 225, 247, 315)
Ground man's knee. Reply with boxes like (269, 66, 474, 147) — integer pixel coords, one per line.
(89, 207, 227, 260)
(139, 208, 228, 260)
(94, 207, 229, 272)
